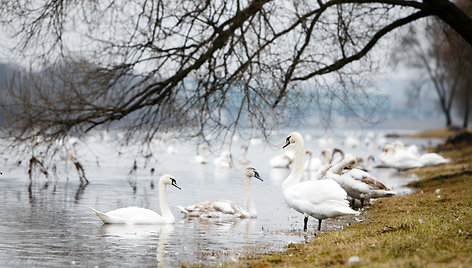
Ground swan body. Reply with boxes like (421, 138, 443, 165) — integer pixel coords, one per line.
(214, 150, 232, 167)
(326, 156, 395, 207)
(380, 145, 423, 170)
(238, 145, 250, 165)
(91, 175, 181, 224)
(193, 145, 209, 164)
(270, 150, 294, 168)
(282, 132, 358, 231)
(418, 153, 450, 166)
(178, 167, 262, 219)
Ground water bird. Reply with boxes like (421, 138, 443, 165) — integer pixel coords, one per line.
(325, 156, 395, 207)
(270, 150, 294, 168)
(193, 144, 209, 164)
(214, 149, 233, 168)
(91, 174, 181, 224)
(281, 132, 359, 232)
(238, 145, 250, 165)
(177, 167, 262, 218)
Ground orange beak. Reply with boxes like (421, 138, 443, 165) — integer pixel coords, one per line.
(283, 140, 290, 149)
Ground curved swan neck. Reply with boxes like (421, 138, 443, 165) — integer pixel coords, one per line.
(283, 133, 304, 190)
(244, 176, 256, 216)
(329, 158, 349, 174)
(159, 181, 174, 222)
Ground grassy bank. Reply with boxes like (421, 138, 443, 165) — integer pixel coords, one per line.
(232, 133, 472, 267)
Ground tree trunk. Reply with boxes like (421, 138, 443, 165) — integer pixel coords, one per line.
(463, 90, 470, 128)
(424, 0, 472, 47)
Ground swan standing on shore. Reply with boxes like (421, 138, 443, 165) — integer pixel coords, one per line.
(178, 167, 263, 218)
(325, 156, 395, 208)
(91, 175, 181, 224)
(282, 132, 359, 232)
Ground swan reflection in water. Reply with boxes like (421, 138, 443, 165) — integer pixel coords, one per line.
(97, 224, 175, 267)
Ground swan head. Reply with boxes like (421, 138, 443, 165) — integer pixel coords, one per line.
(382, 144, 395, 154)
(283, 132, 303, 149)
(245, 167, 263, 181)
(160, 174, 182, 190)
(343, 155, 358, 169)
(305, 150, 312, 156)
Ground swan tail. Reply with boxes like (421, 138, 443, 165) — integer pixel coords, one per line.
(90, 208, 112, 224)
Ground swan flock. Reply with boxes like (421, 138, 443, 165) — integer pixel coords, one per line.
(90, 130, 447, 234)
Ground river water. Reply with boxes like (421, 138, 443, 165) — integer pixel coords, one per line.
(0, 128, 442, 267)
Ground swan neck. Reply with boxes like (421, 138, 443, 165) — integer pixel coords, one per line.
(329, 159, 347, 174)
(244, 176, 256, 216)
(159, 182, 174, 222)
(283, 138, 304, 189)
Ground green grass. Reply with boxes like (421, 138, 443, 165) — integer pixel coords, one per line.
(230, 141, 472, 268)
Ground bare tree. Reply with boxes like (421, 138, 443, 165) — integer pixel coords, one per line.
(396, 0, 471, 127)
(0, 0, 471, 156)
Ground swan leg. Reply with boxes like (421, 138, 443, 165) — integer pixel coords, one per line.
(351, 198, 355, 208)
(360, 198, 365, 208)
(318, 219, 322, 231)
(303, 216, 308, 231)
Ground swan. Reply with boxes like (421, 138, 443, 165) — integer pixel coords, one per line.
(238, 145, 250, 165)
(418, 153, 450, 166)
(282, 132, 359, 232)
(193, 144, 209, 164)
(167, 138, 178, 154)
(269, 150, 294, 168)
(325, 156, 395, 208)
(214, 149, 233, 168)
(177, 167, 262, 218)
(379, 145, 423, 170)
(304, 150, 322, 171)
(91, 174, 181, 224)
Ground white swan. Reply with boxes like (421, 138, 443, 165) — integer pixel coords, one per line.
(238, 145, 251, 165)
(282, 132, 359, 232)
(193, 144, 209, 164)
(418, 153, 450, 166)
(270, 150, 294, 168)
(214, 149, 233, 168)
(304, 150, 323, 172)
(177, 167, 262, 218)
(379, 145, 423, 170)
(325, 156, 395, 208)
(91, 175, 181, 224)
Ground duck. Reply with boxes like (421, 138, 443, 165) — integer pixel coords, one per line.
(91, 174, 181, 224)
(177, 167, 262, 218)
(325, 156, 395, 208)
(281, 132, 359, 232)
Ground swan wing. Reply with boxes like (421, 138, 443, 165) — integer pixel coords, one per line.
(95, 207, 165, 224)
(179, 200, 246, 218)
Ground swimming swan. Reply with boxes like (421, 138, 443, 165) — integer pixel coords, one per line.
(91, 175, 181, 224)
(282, 132, 358, 232)
(177, 167, 262, 218)
(325, 156, 395, 208)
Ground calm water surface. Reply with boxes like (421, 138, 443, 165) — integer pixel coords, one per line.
(0, 129, 441, 267)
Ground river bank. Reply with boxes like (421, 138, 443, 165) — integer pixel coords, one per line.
(230, 129, 472, 267)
